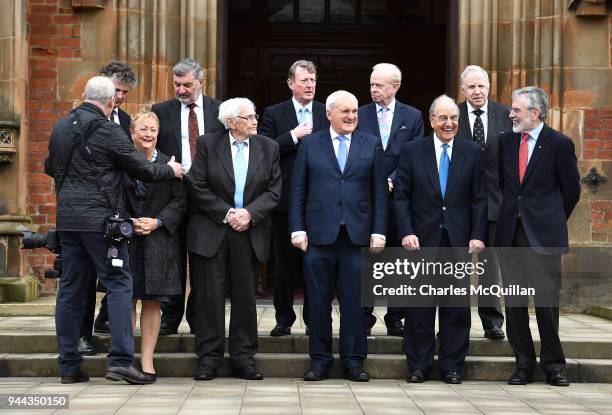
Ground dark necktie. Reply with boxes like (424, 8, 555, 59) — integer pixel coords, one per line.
(187, 103, 199, 160)
(110, 109, 117, 123)
(472, 109, 485, 145)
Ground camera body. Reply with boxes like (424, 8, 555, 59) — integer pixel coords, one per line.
(21, 229, 62, 278)
(104, 216, 134, 243)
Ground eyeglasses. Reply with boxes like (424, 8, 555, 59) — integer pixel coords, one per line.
(510, 107, 536, 114)
(432, 115, 458, 123)
(235, 114, 259, 121)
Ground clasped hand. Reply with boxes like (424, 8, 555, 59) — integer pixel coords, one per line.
(227, 208, 252, 232)
(132, 217, 158, 235)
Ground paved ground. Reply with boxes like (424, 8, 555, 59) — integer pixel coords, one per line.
(1, 377, 612, 415)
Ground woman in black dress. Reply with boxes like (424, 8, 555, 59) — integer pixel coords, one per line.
(126, 111, 187, 381)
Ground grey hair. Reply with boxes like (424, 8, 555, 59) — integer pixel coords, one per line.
(512, 86, 549, 121)
(372, 63, 402, 83)
(326, 90, 358, 111)
(83, 76, 115, 102)
(288, 60, 317, 81)
(99, 61, 136, 88)
(173, 58, 205, 80)
(218, 98, 256, 129)
(460, 65, 490, 86)
(429, 94, 459, 116)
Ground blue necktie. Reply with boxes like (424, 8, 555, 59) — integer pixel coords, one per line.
(337, 135, 348, 172)
(439, 143, 450, 198)
(233, 141, 247, 208)
(298, 107, 305, 124)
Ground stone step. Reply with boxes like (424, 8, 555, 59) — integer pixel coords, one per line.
(1, 353, 611, 383)
(2, 332, 612, 359)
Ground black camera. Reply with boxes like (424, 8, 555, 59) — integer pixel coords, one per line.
(21, 229, 62, 278)
(104, 216, 134, 243)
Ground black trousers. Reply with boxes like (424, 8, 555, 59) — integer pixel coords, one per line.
(498, 220, 565, 374)
(477, 221, 504, 330)
(192, 228, 259, 369)
(271, 212, 307, 327)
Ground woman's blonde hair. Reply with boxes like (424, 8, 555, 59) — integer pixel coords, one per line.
(130, 110, 160, 132)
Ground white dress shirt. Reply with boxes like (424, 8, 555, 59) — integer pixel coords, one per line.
(433, 134, 454, 171)
(466, 100, 489, 142)
(180, 93, 205, 173)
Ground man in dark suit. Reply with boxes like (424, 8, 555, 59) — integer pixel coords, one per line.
(394, 95, 487, 384)
(357, 62, 424, 337)
(81, 62, 137, 351)
(289, 90, 387, 382)
(152, 58, 225, 335)
(188, 98, 281, 381)
(457, 65, 512, 341)
(496, 86, 580, 387)
(259, 60, 329, 336)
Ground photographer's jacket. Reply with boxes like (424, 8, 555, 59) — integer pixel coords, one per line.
(45, 103, 176, 232)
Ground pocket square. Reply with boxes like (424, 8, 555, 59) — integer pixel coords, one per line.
(400, 125, 407, 129)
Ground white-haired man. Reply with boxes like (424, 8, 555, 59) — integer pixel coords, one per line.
(187, 98, 281, 381)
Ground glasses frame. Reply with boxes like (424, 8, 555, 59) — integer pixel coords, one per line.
(235, 114, 259, 121)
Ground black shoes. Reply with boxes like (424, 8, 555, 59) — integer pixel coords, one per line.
(270, 324, 291, 337)
(444, 371, 462, 384)
(142, 372, 157, 383)
(385, 319, 404, 337)
(60, 368, 89, 384)
(194, 365, 216, 381)
(77, 337, 96, 356)
(546, 370, 570, 387)
(303, 366, 329, 381)
(105, 364, 155, 385)
(93, 320, 110, 335)
(343, 366, 369, 382)
(407, 369, 425, 383)
(235, 365, 264, 380)
(508, 369, 534, 385)
(484, 327, 505, 340)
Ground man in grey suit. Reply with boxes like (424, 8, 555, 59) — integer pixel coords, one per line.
(457, 65, 512, 340)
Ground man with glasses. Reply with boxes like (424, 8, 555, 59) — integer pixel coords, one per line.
(188, 98, 281, 381)
(457, 65, 512, 341)
(259, 60, 329, 337)
(394, 95, 487, 384)
(496, 87, 580, 387)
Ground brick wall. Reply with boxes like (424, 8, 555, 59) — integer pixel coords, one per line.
(583, 110, 612, 160)
(26, 0, 82, 289)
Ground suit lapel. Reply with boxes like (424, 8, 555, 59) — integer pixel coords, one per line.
(459, 102, 472, 140)
(486, 102, 497, 142)
(423, 138, 442, 199)
(312, 102, 326, 131)
(202, 96, 215, 133)
(445, 139, 466, 200)
(245, 137, 263, 189)
(344, 132, 364, 173)
(365, 104, 381, 139)
(215, 132, 235, 184)
(387, 102, 404, 146)
(521, 124, 549, 186)
(282, 99, 299, 129)
(317, 131, 342, 173)
(169, 100, 183, 153)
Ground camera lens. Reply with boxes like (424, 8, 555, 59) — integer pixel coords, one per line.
(119, 221, 134, 237)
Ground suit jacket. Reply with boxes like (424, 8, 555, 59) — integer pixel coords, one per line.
(288, 129, 387, 246)
(185, 131, 282, 262)
(394, 136, 488, 248)
(116, 107, 131, 137)
(457, 100, 512, 222)
(258, 98, 329, 211)
(152, 95, 225, 163)
(123, 152, 188, 295)
(357, 100, 424, 180)
(495, 124, 581, 254)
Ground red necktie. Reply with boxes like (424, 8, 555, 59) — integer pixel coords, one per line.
(187, 103, 199, 160)
(518, 133, 529, 183)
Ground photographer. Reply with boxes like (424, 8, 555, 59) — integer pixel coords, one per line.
(44, 76, 184, 385)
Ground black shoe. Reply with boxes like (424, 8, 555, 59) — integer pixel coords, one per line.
(105, 365, 154, 385)
(61, 368, 89, 384)
(546, 370, 570, 387)
(270, 324, 291, 337)
(158, 323, 178, 336)
(93, 320, 110, 335)
(235, 365, 264, 380)
(508, 369, 534, 385)
(77, 337, 96, 356)
(143, 371, 157, 383)
(385, 320, 404, 337)
(303, 366, 329, 381)
(407, 369, 425, 383)
(484, 327, 505, 340)
(444, 371, 462, 384)
(343, 366, 369, 382)
(194, 365, 216, 381)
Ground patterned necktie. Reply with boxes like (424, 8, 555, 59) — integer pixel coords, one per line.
(187, 103, 199, 160)
(337, 135, 348, 172)
(233, 141, 247, 208)
(472, 109, 485, 145)
(439, 143, 450, 198)
(518, 133, 529, 183)
(378, 106, 390, 149)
